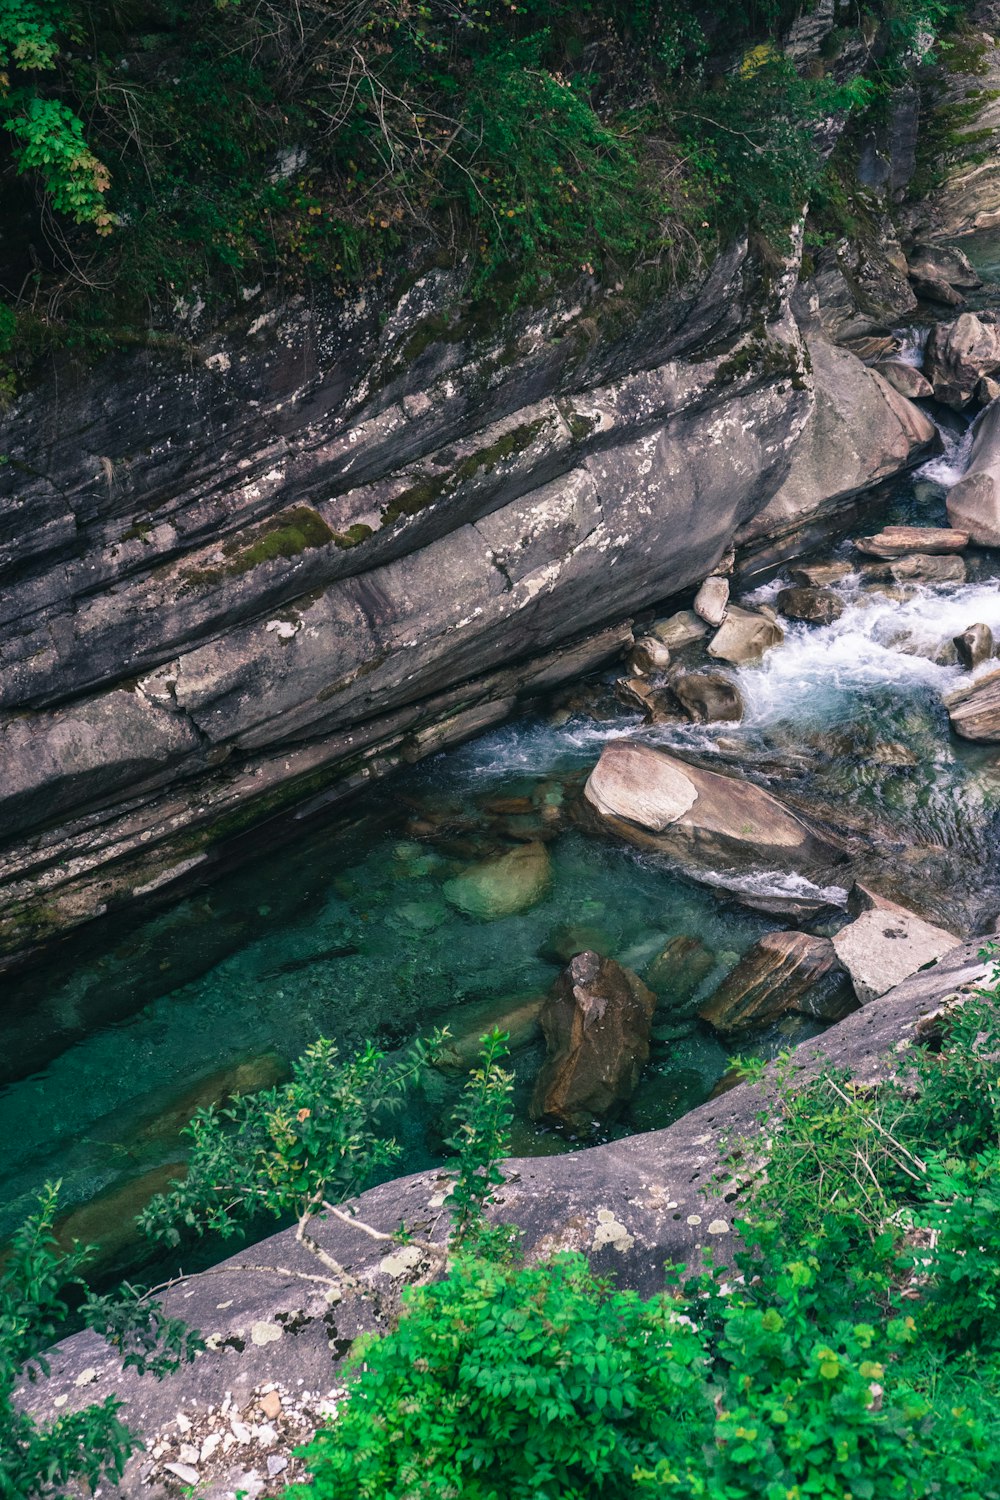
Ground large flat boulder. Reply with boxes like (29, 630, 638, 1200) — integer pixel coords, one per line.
(832, 906, 960, 1005)
(583, 742, 840, 873)
(530, 952, 657, 1130)
(854, 525, 968, 558)
(946, 401, 1000, 546)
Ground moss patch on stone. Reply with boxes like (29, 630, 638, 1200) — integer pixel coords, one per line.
(332, 523, 374, 549)
(180, 506, 335, 591)
(381, 419, 547, 529)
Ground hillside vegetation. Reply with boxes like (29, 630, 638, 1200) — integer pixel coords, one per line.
(0, 0, 971, 380)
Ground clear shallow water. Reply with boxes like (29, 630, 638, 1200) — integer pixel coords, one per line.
(5, 304, 1000, 1279)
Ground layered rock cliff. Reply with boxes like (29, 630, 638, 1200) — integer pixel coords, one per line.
(0, 232, 938, 968)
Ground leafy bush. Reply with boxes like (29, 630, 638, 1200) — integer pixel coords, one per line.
(289, 976, 1000, 1500)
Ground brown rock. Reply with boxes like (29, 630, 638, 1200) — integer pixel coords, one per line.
(854, 526, 969, 558)
(861, 553, 967, 584)
(776, 586, 845, 625)
(907, 242, 982, 291)
(694, 576, 729, 626)
(707, 606, 784, 666)
(629, 637, 672, 676)
(926, 312, 1000, 409)
(583, 742, 841, 873)
(909, 272, 966, 308)
(872, 361, 934, 400)
(670, 670, 744, 723)
(530, 952, 657, 1129)
(698, 931, 855, 1036)
(259, 1391, 282, 1420)
(946, 400, 1000, 545)
(649, 610, 707, 649)
(788, 560, 854, 588)
(954, 622, 994, 670)
(436, 992, 544, 1071)
(945, 666, 1000, 741)
(643, 935, 716, 1006)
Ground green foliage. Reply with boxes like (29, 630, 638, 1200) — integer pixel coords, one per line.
(140, 1035, 444, 1246)
(289, 976, 1000, 1500)
(442, 1027, 514, 1249)
(0, 1182, 201, 1500)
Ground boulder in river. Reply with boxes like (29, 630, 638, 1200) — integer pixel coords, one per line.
(926, 311, 1000, 409)
(871, 361, 934, 400)
(670, 670, 744, 723)
(832, 906, 959, 1005)
(707, 606, 784, 666)
(862, 553, 966, 584)
(946, 399, 1000, 545)
(788, 560, 854, 588)
(945, 666, 1000, 741)
(443, 840, 551, 919)
(583, 742, 841, 873)
(694, 576, 729, 626)
(650, 610, 707, 649)
(776, 586, 845, 625)
(629, 636, 672, 676)
(854, 525, 969, 558)
(954, 622, 994, 670)
(909, 273, 965, 308)
(615, 676, 684, 723)
(530, 951, 657, 1129)
(643, 935, 716, 1008)
(698, 931, 856, 1036)
(908, 242, 982, 291)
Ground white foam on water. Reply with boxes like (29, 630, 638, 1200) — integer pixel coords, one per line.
(893, 325, 930, 368)
(918, 420, 976, 488)
(735, 578, 1000, 727)
(697, 868, 850, 906)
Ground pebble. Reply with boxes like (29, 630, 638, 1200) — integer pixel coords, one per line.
(200, 1433, 222, 1462)
(231, 1419, 252, 1444)
(164, 1462, 200, 1485)
(178, 1443, 200, 1465)
(260, 1390, 282, 1420)
(267, 1456, 289, 1478)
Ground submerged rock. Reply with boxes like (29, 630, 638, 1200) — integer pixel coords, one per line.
(539, 922, 616, 966)
(707, 606, 784, 666)
(435, 992, 543, 1071)
(442, 841, 551, 920)
(694, 576, 729, 626)
(643, 935, 716, 1007)
(946, 400, 1000, 545)
(832, 905, 959, 1005)
(776, 585, 845, 625)
(945, 667, 1000, 741)
(698, 931, 855, 1036)
(954, 622, 994, 670)
(670, 670, 744, 723)
(530, 952, 657, 1130)
(583, 742, 840, 874)
(854, 525, 968, 558)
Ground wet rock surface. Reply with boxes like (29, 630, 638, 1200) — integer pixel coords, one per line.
(698, 931, 855, 1035)
(707, 606, 785, 666)
(530, 952, 657, 1129)
(776, 585, 845, 625)
(670, 670, 745, 723)
(946, 399, 1000, 545)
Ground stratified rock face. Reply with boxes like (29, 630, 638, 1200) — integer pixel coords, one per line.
(530, 951, 657, 1129)
(583, 742, 840, 873)
(926, 312, 1000, 409)
(0, 235, 935, 966)
(832, 907, 959, 1004)
(915, 25, 1000, 238)
(442, 841, 551, 920)
(947, 401, 1000, 545)
(698, 931, 855, 1035)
